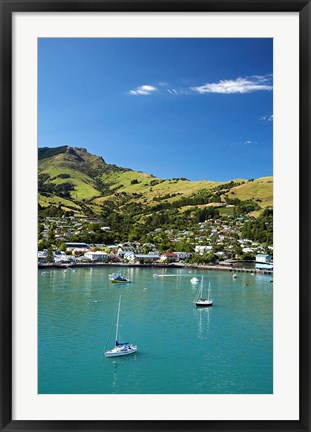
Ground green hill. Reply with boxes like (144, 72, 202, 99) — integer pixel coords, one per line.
(38, 146, 273, 218)
(221, 177, 273, 208)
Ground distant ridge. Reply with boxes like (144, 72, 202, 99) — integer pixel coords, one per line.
(38, 146, 69, 160)
(39, 146, 107, 164)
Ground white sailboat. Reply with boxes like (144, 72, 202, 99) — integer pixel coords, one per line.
(104, 295, 137, 358)
(194, 277, 213, 307)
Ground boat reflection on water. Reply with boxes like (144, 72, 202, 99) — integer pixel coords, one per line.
(196, 306, 211, 339)
(110, 355, 137, 392)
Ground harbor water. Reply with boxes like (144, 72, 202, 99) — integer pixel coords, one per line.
(38, 266, 273, 394)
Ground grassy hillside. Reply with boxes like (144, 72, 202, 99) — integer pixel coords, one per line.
(38, 146, 272, 217)
(222, 177, 273, 208)
(98, 170, 233, 204)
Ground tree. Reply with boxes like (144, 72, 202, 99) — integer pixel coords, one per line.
(174, 240, 194, 253)
(189, 252, 216, 264)
(47, 229, 55, 242)
(38, 239, 47, 250)
(241, 208, 273, 245)
(38, 224, 44, 238)
(241, 252, 255, 261)
(59, 242, 67, 252)
(232, 242, 243, 259)
(46, 247, 54, 263)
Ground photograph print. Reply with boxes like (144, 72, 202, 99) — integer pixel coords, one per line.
(38, 38, 273, 394)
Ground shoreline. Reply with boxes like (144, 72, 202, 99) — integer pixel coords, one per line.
(38, 261, 273, 275)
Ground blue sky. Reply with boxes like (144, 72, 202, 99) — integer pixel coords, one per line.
(38, 38, 273, 181)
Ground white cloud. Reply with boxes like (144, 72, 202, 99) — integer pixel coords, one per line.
(167, 89, 179, 95)
(129, 85, 158, 96)
(191, 75, 273, 95)
(244, 140, 253, 145)
(128, 75, 273, 97)
(260, 114, 273, 122)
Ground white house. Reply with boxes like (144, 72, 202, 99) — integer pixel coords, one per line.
(256, 254, 272, 263)
(54, 254, 76, 264)
(174, 252, 192, 260)
(135, 254, 161, 263)
(256, 254, 273, 270)
(215, 251, 227, 258)
(84, 251, 109, 262)
(242, 247, 254, 253)
(195, 245, 213, 255)
(160, 253, 178, 262)
(123, 251, 136, 261)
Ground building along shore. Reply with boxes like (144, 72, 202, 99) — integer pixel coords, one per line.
(38, 261, 273, 275)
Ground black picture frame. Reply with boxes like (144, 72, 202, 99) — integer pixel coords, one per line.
(1, 1, 310, 431)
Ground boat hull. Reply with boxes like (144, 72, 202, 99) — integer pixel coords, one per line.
(104, 345, 137, 358)
(195, 301, 213, 307)
(110, 280, 131, 284)
(109, 273, 131, 283)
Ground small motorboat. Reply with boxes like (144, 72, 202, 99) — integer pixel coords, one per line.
(190, 277, 199, 284)
(109, 273, 131, 283)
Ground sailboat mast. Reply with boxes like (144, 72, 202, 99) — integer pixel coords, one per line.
(208, 282, 211, 300)
(200, 277, 204, 298)
(115, 295, 121, 344)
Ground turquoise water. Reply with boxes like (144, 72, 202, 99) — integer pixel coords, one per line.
(38, 267, 272, 394)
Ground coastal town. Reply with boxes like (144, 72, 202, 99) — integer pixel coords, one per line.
(38, 211, 273, 272)
(37, 38, 274, 396)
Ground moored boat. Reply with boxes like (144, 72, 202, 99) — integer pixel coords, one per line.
(109, 273, 131, 283)
(105, 341, 137, 357)
(104, 295, 137, 358)
(194, 278, 213, 307)
(190, 277, 199, 284)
